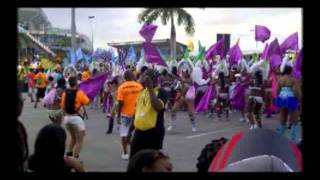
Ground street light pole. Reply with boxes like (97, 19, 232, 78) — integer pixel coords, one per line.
(88, 16, 95, 54)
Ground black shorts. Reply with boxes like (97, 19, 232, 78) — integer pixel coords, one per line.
(130, 129, 164, 158)
(36, 88, 46, 99)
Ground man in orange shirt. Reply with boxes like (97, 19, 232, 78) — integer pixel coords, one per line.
(82, 66, 91, 81)
(33, 68, 47, 108)
(117, 70, 143, 160)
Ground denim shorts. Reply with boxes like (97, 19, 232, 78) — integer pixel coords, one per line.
(120, 115, 133, 126)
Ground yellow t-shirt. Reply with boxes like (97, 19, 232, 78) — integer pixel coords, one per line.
(117, 81, 143, 116)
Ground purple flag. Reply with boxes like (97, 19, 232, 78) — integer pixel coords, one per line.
(79, 72, 111, 101)
(205, 39, 225, 62)
(230, 83, 246, 111)
(293, 48, 302, 79)
(195, 85, 216, 112)
(227, 43, 243, 65)
(270, 54, 282, 68)
(267, 38, 282, 59)
(139, 24, 158, 43)
(143, 42, 167, 66)
(261, 43, 269, 59)
(280, 32, 299, 54)
(255, 25, 271, 43)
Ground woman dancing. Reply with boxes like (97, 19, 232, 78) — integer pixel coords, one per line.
(246, 70, 265, 130)
(214, 72, 230, 121)
(168, 69, 197, 132)
(274, 66, 301, 143)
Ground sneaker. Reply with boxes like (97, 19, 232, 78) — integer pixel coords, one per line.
(167, 125, 174, 131)
(249, 125, 254, 130)
(240, 118, 245, 122)
(253, 124, 258, 129)
(191, 126, 197, 132)
(121, 154, 129, 160)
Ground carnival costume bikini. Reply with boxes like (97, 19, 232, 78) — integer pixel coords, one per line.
(274, 87, 299, 112)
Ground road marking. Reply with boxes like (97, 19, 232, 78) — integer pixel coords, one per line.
(186, 126, 243, 139)
(185, 121, 276, 139)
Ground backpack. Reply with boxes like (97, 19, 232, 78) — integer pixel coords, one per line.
(64, 89, 78, 114)
(134, 87, 162, 131)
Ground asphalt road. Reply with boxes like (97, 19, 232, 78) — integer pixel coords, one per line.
(20, 93, 301, 172)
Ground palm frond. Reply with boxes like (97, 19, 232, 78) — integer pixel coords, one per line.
(138, 8, 162, 24)
(160, 9, 170, 25)
(175, 8, 195, 35)
(138, 8, 154, 23)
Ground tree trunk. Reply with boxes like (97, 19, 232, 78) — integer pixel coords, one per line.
(71, 8, 77, 51)
(170, 13, 177, 62)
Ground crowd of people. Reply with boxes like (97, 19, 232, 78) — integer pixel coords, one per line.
(16, 49, 303, 172)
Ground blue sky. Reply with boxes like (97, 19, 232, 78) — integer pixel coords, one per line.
(42, 8, 302, 52)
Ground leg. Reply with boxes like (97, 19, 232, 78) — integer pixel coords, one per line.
(224, 99, 230, 120)
(106, 116, 114, 134)
(119, 119, 130, 159)
(34, 89, 39, 108)
(74, 129, 85, 158)
(255, 103, 263, 128)
(121, 136, 128, 155)
(186, 100, 196, 132)
(289, 110, 299, 143)
(246, 99, 255, 129)
(66, 124, 77, 156)
(277, 107, 288, 135)
(28, 87, 34, 102)
(168, 99, 184, 130)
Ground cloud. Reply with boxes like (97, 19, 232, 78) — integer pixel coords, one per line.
(42, 8, 302, 51)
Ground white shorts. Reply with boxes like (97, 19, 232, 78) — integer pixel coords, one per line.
(28, 87, 36, 94)
(119, 115, 133, 137)
(120, 124, 130, 137)
(63, 115, 85, 131)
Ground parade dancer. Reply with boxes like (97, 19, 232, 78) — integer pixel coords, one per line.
(274, 65, 301, 143)
(104, 77, 119, 134)
(214, 72, 230, 121)
(158, 69, 174, 110)
(45, 78, 66, 125)
(26, 68, 36, 103)
(60, 76, 90, 159)
(168, 69, 197, 132)
(246, 70, 265, 129)
(33, 68, 47, 109)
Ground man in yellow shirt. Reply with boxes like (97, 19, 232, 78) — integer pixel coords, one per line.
(117, 70, 143, 160)
(33, 68, 47, 108)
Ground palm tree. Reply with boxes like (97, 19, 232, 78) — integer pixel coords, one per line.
(138, 8, 195, 61)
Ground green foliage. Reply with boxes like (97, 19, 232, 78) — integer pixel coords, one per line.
(138, 8, 195, 35)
